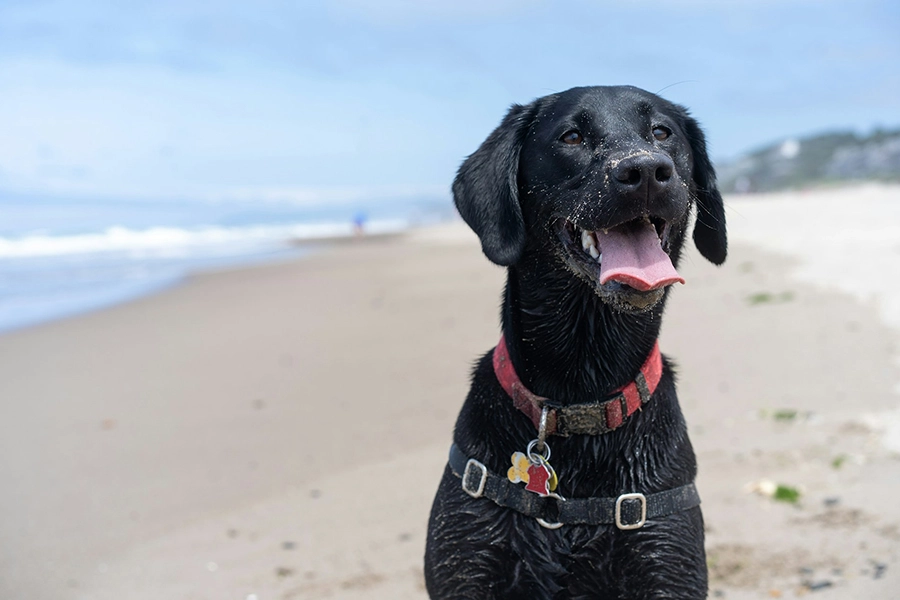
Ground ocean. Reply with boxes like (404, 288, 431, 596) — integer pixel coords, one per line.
(0, 194, 453, 333)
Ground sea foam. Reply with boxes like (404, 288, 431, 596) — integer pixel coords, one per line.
(0, 219, 409, 259)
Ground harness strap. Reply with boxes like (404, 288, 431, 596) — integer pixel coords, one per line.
(448, 444, 700, 529)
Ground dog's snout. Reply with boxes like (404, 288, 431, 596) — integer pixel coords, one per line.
(612, 153, 675, 196)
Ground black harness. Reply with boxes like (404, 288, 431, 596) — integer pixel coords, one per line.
(449, 444, 700, 530)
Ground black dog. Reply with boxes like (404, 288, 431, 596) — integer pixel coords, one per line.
(424, 86, 726, 599)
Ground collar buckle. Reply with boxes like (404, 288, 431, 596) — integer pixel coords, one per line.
(493, 335, 663, 437)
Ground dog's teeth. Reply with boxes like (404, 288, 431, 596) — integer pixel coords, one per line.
(589, 245, 600, 259)
(596, 252, 602, 263)
(581, 229, 595, 251)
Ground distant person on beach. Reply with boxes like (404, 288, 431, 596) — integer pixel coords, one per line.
(352, 211, 367, 236)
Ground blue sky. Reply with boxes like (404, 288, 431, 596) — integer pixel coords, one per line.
(0, 0, 897, 205)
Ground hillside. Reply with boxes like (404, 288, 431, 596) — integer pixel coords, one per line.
(716, 128, 900, 194)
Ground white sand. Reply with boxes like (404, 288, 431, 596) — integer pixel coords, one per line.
(726, 184, 900, 332)
(726, 184, 900, 453)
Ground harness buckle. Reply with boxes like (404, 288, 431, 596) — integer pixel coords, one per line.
(615, 492, 647, 530)
(462, 458, 488, 498)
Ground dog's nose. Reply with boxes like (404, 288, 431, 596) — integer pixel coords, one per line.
(612, 153, 674, 197)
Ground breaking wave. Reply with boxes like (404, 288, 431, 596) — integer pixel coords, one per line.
(0, 218, 410, 259)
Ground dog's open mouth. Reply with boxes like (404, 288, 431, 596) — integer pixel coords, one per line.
(556, 216, 684, 307)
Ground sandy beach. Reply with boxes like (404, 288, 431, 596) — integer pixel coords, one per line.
(2, 185, 899, 599)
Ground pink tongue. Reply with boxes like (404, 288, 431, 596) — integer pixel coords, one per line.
(597, 221, 684, 292)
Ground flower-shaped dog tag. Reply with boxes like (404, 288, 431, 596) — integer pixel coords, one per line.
(508, 452, 531, 484)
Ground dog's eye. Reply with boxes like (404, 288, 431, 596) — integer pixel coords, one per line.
(560, 130, 583, 145)
(652, 126, 671, 141)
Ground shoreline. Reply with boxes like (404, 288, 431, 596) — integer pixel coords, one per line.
(0, 225, 425, 337)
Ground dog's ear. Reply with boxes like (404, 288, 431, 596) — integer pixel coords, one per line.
(679, 111, 727, 265)
(453, 102, 536, 266)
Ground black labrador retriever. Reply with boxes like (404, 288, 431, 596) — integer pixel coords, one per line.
(424, 86, 726, 599)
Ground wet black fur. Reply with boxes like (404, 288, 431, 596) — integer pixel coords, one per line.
(424, 86, 727, 599)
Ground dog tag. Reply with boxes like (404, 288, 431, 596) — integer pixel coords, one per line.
(507, 451, 531, 484)
(524, 462, 553, 495)
(546, 461, 559, 492)
(507, 449, 559, 497)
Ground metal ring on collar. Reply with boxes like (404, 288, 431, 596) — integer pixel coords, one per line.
(526, 439, 550, 464)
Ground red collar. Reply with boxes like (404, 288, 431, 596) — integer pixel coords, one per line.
(492, 335, 663, 436)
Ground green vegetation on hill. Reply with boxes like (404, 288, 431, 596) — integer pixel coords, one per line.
(717, 128, 900, 194)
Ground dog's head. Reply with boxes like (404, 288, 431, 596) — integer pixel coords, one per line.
(454, 86, 726, 312)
